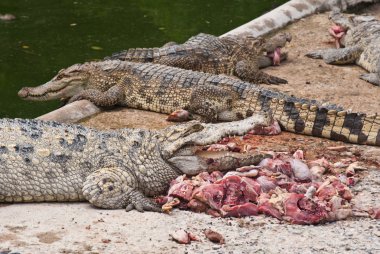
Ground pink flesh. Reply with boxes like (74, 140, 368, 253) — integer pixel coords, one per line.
(273, 47, 281, 65)
(335, 38, 341, 49)
(369, 208, 380, 219)
(247, 120, 281, 136)
(193, 171, 223, 183)
(187, 199, 208, 213)
(218, 175, 244, 205)
(289, 182, 319, 194)
(240, 177, 261, 201)
(168, 180, 194, 201)
(160, 149, 356, 224)
(284, 193, 328, 225)
(258, 158, 293, 177)
(256, 176, 277, 193)
(206, 144, 230, 152)
(316, 184, 337, 201)
(167, 109, 191, 122)
(258, 200, 283, 220)
(220, 203, 259, 217)
(192, 183, 225, 210)
(328, 25, 346, 48)
(206, 209, 221, 217)
(170, 230, 191, 244)
(331, 180, 353, 201)
(292, 150, 304, 160)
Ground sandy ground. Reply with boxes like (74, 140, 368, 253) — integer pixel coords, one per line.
(1, 4, 380, 254)
(262, 4, 380, 115)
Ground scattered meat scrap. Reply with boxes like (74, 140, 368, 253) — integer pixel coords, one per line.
(369, 207, 380, 219)
(204, 229, 225, 244)
(170, 229, 199, 244)
(156, 149, 376, 225)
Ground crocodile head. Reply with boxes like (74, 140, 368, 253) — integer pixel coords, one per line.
(160, 115, 272, 175)
(328, 12, 377, 48)
(18, 63, 90, 101)
(262, 32, 292, 65)
(262, 32, 292, 52)
(329, 11, 377, 31)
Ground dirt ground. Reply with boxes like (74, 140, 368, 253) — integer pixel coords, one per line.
(1, 4, 380, 254)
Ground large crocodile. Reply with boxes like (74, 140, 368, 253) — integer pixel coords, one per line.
(0, 116, 269, 210)
(18, 60, 380, 146)
(106, 32, 291, 84)
(306, 12, 380, 86)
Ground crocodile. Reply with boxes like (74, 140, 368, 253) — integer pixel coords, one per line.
(18, 60, 380, 146)
(306, 11, 380, 86)
(0, 116, 270, 210)
(106, 32, 291, 84)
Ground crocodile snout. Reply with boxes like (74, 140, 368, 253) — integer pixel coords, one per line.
(18, 87, 30, 98)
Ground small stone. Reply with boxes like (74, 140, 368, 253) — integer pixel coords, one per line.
(101, 239, 111, 243)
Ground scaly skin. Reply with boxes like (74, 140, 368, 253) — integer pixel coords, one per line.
(0, 116, 269, 210)
(306, 12, 380, 86)
(18, 61, 380, 146)
(106, 33, 291, 84)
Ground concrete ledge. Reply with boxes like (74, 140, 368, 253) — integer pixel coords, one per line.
(222, 0, 377, 37)
(36, 100, 100, 123)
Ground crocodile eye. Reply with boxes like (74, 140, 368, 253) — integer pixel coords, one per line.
(56, 75, 63, 80)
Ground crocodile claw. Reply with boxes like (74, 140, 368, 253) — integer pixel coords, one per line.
(305, 51, 324, 59)
(360, 73, 380, 86)
(126, 190, 163, 213)
(268, 76, 288, 85)
(68, 94, 84, 104)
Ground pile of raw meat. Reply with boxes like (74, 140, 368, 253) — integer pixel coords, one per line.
(157, 148, 364, 225)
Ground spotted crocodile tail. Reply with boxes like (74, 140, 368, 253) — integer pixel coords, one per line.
(278, 104, 379, 146)
(242, 88, 380, 146)
(105, 48, 158, 62)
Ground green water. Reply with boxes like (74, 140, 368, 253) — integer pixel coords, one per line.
(0, 0, 287, 118)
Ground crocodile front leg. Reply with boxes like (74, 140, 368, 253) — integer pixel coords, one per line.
(82, 167, 161, 212)
(157, 55, 203, 71)
(258, 52, 288, 69)
(68, 84, 125, 107)
(188, 85, 235, 122)
(360, 72, 380, 86)
(234, 60, 288, 84)
(305, 46, 363, 65)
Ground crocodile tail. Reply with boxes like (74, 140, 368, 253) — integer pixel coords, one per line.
(105, 48, 158, 62)
(270, 98, 380, 146)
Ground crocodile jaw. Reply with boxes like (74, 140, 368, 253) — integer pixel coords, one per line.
(18, 80, 86, 101)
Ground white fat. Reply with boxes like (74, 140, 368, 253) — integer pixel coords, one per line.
(289, 159, 312, 182)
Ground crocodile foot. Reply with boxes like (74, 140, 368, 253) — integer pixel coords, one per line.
(125, 191, 162, 213)
(360, 73, 380, 86)
(265, 75, 288, 85)
(82, 167, 135, 209)
(305, 50, 324, 59)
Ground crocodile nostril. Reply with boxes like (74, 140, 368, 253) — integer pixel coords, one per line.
(18, 87, 30, 98)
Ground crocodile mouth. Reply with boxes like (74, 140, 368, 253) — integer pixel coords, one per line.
(328, 24, 346, 48)
(18, 87, 67, 100)
(265, 48, 283, 66)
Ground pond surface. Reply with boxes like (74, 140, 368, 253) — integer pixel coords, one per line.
(0, 0, 286, 118)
